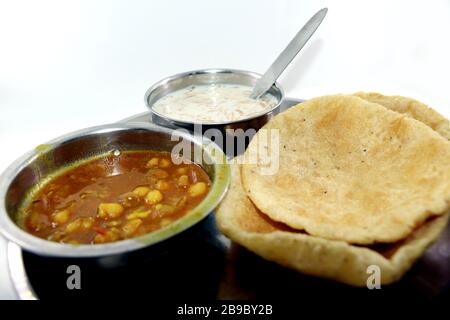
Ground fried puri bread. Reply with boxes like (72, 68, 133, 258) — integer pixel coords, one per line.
(216, 160, 449, 286)
(241, 95, 450, 244)
(354, 92, 450, 140)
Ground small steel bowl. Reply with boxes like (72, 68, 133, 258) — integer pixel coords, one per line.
(145, 68, 284, 132)
(0, 123, 230, 258)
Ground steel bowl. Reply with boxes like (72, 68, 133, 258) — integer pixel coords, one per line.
(0, 122, 230, 258)
(145, 68, 284, 132)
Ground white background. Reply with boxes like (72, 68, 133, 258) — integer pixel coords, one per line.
(0, 0, 449, 299)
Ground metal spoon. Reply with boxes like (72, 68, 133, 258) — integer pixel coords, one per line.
(250, 8, 328, 99)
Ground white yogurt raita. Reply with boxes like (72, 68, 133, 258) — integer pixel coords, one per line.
(153, 84, 278, 123)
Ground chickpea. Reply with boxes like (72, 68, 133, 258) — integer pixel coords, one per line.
(81, 217, 94, 229)
(148, 168, 169, 179)
(160, 218, 173, 227)
(188, 182, 207, 197)
(94, 234, 106, 244)
(159, 158, 171, 168)
(132, 186, 150, 197)
(65, 219, 82, 233)
(122, 219, 143, 237)
(127, 209, 151, 220)
(155, 180, 170, 190)
(177, 175, 189, 187)
(155, 204, 175, 216)
(52, 209, 70, 224)
(94, 234, 106, 243)
(176, 167, 188, 175)
(145, 190, 163, 205)
(94, 228, 120, 244)
(98, 203, 124, 219)
(65, 217, 94, 233)
(146, 157, 159, 168)
(107, 220, 121, 227)
(48, 230, 64, 242)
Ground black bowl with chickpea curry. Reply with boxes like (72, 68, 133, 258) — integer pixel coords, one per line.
(0, 123, 230, 257)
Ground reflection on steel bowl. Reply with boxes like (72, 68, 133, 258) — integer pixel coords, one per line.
(0, 123, 230, 257)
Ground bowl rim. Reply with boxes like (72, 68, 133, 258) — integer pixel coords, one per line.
(144, 68, 285, 126)
(0, 122, 230, 257)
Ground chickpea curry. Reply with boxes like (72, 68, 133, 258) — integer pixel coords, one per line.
(22, 151, 211, 245)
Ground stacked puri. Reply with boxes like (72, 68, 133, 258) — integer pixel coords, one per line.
(216, 93, 450, 286)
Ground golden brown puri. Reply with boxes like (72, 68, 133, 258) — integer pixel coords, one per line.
(216, 160, 449, 287)
(241, 95, 450, 244)
(354, 92, 450, 140)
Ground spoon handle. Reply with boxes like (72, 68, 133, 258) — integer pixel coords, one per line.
(251, 8, 328, 99)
